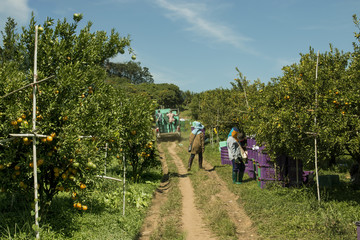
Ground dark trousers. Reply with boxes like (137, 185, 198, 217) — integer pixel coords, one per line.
(188, 152, 203, 169)
(231, 158, 245, 173)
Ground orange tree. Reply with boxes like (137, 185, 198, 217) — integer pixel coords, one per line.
(245, 46, 351, 167)
(0, 13, 145, 215)
(113, 92, 159, 182)
(188, 86, 249, 140)
(337, 14, 360, 166)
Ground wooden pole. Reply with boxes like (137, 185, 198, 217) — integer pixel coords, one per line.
(104, 143, 108, 175)
(122, 154, 126, 216)
(315, 51, 321, 203)
(32, 25, 40, 239)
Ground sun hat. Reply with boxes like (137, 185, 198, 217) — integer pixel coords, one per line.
(192, 121, 204, 129)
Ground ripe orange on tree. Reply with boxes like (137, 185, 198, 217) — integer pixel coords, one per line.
(37, 158, 44, 166)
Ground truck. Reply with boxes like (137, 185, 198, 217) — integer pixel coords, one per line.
(155, 108, 181, 139)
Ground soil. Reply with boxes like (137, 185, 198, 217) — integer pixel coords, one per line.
(139, 141, 258, 240)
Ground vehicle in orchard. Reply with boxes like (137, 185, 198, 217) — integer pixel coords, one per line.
(155, 108, 181, 139)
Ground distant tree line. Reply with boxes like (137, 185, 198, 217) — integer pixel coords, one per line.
(104, 61, 186, 108)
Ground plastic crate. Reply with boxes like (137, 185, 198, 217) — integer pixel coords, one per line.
(257, 153, 273, 167)
(220, 146, 232, 165)
(219, 141, 227, 151)
(318, 175, 340, 188)
(302, 171, 314, 184)
(246, 170, 256, 179)
(247, 149, 255, 160)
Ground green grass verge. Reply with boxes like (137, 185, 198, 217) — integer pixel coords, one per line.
(175, 121, 360, 239)
(203, 143, 360, 240)
(0, 159, 162, 240)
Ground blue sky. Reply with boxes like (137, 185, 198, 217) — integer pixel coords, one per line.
(1, 0, 359, 92)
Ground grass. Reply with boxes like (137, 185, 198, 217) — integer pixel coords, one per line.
(0, 158, 162, 240)
(203, 142, 360, 240)
(175, 121, 360, 239)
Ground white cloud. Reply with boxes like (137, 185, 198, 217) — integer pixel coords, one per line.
(0, 0, 31, 25)
(154, 0, 254, 52)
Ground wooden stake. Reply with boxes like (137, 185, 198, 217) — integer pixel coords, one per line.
(33, 25, 40, 239)
(315, 51, 321, 203)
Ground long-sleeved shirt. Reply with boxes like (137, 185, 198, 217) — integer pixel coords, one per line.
(227, 136, 241, 160)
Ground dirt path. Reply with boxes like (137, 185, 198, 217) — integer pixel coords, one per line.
(139, 141, 258, 239)
(167, 142, 217, 240)
(201, 158, 258, 239)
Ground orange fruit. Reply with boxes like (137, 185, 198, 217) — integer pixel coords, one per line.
(21, 114, 27, 119)
(47, 136, 53, 142)
(76, 202, 82, 209)
(37, 158, 44, 166)
(14, 165, 20, 171)
(80, 183, 86, 189)
(17, 118, 23, 123)
(82, 205, 88, 211)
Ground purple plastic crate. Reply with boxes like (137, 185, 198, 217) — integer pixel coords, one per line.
(355, 221, 360, 240)
(246, 170, 256, 179)
(220, 147, 232, 165)
(258, 166, 279, 181)
(247, 149, 255, 160)
(302, 171, 314, 184)
(245, 159, 253, 168)
(221, 159, 232, 165)
(257, 153, 273, 167)
(247, 138, 256, 147)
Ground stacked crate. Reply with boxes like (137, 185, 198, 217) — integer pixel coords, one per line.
(245, 137, 257, 179)
(220, 137, 307, 188)
(219, 141, 232, 165)
(275, 155, 303, 187)
(256, 150, 280, 188)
